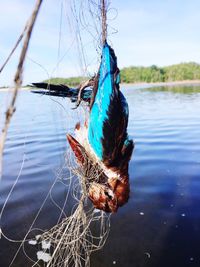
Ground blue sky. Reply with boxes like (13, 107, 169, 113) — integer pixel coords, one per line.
(0, 0, 200, 86)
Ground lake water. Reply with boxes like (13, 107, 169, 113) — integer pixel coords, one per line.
(0, 84, 200, 267)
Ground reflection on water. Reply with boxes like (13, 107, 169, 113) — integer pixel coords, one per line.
(146, 84, 200, 94)
(1, 84, 200, 266)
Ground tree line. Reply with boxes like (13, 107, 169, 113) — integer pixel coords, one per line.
(42, 62, 200, 86)
(120, 62, 200, 83)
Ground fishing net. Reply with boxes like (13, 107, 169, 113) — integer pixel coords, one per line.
(32, 152, 111, 267)
(0, 0, 116, 266)
(0, 142, 111, 266)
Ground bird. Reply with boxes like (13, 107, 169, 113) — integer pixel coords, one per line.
(31, 41, 134, 213)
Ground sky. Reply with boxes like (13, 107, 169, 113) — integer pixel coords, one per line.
(0, 0, 200, 86)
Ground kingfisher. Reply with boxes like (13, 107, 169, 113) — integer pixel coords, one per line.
(32, 42, 134, 213)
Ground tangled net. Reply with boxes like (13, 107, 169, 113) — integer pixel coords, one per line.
(32, 149, 111, 267)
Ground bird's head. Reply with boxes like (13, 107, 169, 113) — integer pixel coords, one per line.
(88, 182, 118, 213)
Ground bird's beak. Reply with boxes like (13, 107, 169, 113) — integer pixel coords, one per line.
(66, 134, 86, 164)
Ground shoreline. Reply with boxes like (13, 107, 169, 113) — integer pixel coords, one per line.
(1, 80, 200, 92)
(121, 79, 200, 87)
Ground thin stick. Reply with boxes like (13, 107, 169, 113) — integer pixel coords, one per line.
(0, 0, 43, 178)
(101, 0, 107, 45)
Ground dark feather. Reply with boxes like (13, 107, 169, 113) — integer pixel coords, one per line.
(31, 82, 92, 103)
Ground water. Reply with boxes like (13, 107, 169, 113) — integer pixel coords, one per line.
(1, 84, 200, 267)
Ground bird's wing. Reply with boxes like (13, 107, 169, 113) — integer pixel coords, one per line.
(31, 82, 92, 102)
(88, 42, 130, 167)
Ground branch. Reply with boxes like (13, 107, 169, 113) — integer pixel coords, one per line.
(0, 0, 43, 178)
(101, 0, 107, 45)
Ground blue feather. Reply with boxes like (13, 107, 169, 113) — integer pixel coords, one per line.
(88, 43, 115, 159)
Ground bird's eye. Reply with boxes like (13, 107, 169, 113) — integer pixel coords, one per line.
(105, 191, 113, 200)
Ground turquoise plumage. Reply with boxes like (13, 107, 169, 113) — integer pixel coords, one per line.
(88, 42, 132, 169)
